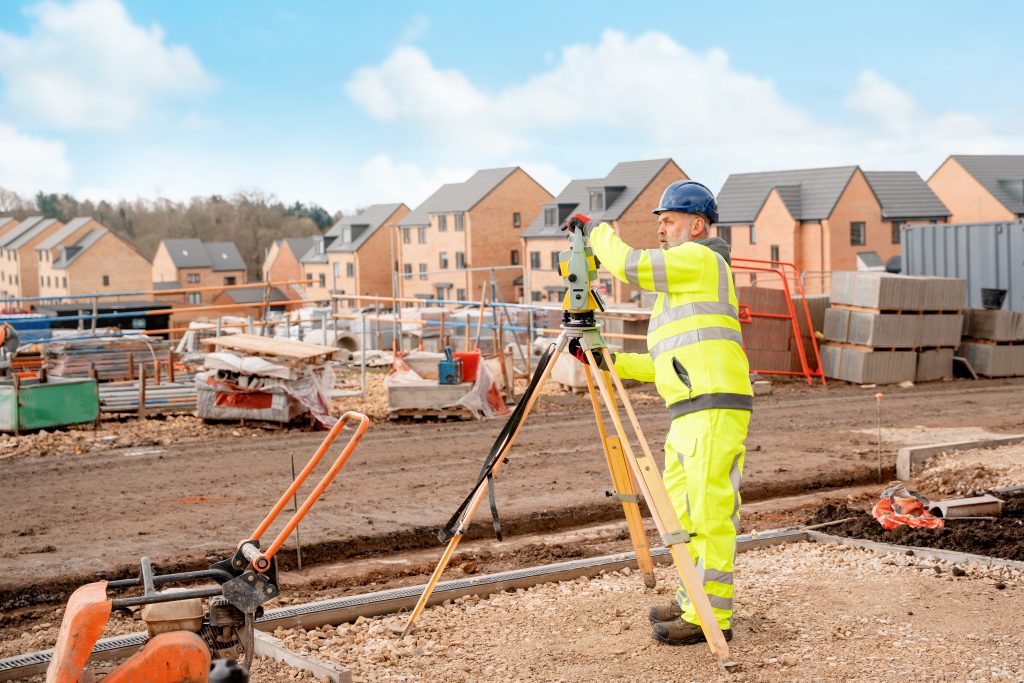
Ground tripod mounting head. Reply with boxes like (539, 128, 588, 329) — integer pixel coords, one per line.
(558, 227, 606, 325)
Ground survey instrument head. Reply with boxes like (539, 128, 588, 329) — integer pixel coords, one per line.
(558, 224, 606, 327)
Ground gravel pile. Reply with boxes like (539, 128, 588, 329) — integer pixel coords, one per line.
(275, 542, 1024, 682)
(915, 443, 1024, 497)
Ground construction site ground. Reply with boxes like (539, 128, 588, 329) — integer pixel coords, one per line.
(2, 376, 1023, 670)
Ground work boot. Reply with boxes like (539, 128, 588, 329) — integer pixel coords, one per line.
(652, 619, 732, 646)
(647, 602, 683, 624)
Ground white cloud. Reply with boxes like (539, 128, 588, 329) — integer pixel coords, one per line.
(399, 15, 430, 44)
(354, 154, 473, 208)
(0, 0, 215, 130)
(345, 30, 1024, 190)
(0, 122, 72, 193)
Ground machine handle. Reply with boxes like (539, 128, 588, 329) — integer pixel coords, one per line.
(245, 411, 370, 572)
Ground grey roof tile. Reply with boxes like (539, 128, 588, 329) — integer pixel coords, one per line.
(35, 217, 93, 252)
(4, 218, 58, 250)
(863, 171, 950, 219)
(203, 242, 246, 272)
(326, 203, 406, 253)
(283, 237, 316, 259)
(949, 155, 1024, 215)
(161, 239, 245, 271)
(717, 166, 859, 224)
(220, 285, 289, 304)
(53, 228, 109, 268)
(0, 216, 43, 249)
(523, 178, 600, 239)
(399, 168, 517, 226)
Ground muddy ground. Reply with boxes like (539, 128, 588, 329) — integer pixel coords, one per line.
(2, 377, 1022, 619)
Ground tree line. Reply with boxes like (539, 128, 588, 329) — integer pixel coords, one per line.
(0, 187, 336, 279)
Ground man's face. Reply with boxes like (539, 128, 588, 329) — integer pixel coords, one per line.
(657, 211, 706, 249)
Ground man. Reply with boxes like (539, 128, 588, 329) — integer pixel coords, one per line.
(563, 180, 752, 645)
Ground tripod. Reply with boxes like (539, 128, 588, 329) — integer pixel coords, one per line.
(401, 320, 738, 673)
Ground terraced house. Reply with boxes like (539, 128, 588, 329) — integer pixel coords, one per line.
(263, 237, 315, 286)
(927, 155, 1024, 224)
(300, 203, 410, 303)
(521, 159, 687, 305)
(716, 166, 949, 292)
(151, 239, 248, 304)
(36, 218, 152, 298)
(397, 167, 551, 303)
(0, 216, 64, 301)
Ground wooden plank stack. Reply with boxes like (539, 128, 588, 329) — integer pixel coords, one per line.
(958, 309, 1024, 377)
(822, 272, 966, 384)
(44, 337, 172, 381)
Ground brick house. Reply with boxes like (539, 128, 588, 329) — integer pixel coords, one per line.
(35, 220, 152, 298)
(0, 216, 65, 301)
(212, 285, 297, 316)
(522, 159, 687, 305)
(927, 155, 1024, 223)
(716, 166, 949, 292)
(152, 239, 248, 304)
(397, 168, 551, 304)
(300, 203, 410, 303)
(263, 237, 315, 286)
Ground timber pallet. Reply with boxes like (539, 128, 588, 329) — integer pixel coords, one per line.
(823, 341, 957, 353)
(388, 407, 474, 422)
(960, 337, 1024, 346)
(831, 304, 962, 316)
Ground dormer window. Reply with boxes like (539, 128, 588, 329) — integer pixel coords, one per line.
(589, 190, 604, 211)
(342, 228, 352, 242)
(544, 207, 556, 226)
(314, 237, 325, 255)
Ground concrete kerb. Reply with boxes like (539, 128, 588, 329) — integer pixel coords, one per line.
(254, 630, 351, 682)
(895, 434, 1024, 481)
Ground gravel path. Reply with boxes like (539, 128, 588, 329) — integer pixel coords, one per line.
(275, 542, 1024, 682)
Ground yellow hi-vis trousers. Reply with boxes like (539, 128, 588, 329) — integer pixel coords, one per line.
(663, 407, 750, 630)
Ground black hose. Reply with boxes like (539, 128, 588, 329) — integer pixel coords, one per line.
(438, 341, 558, 543)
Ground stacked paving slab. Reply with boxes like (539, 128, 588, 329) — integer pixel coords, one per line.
(736, 287, 827, 374)
(959, 309, 1024, 377)
(822, 272, 966, 384)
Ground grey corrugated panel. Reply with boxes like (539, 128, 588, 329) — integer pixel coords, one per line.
(863, 171, 950, 219)
(951, 155, 1024, 215)
(326, 203, 406, 253)
(522, 178, 598, 238)
(902, 220, 1024, 312)
(717, 166, 857, 224)
(398, 168, 517, 227)
(34, 217, 91, 251)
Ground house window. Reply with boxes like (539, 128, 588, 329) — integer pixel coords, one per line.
(187, 273, 200, 284)
(589, 190, 604, 211)
(314, 238, 325, 255)
(404, 263, 413, 278)
(318, 273, 326, 288)
(550, 252, 560, 270)
(770, 245, 780, 265)
(333, 263, 341, 278)
(438, 214, 447, 232)
(531, 291, 542, 302)
(456, 252, 466, 269)
(402, 227, 411, 244)
(346, 263, 354, 277)
(513, 212, 521, 228)
(419, 263, 427, 280)
(62, 276, 67, 288)
(544, 207, 556, 226)
(548, 290, 561, 302)
(718, 226, 732, 244)
(187, 292, 201, 305)
(749, 226, 757, 245)
(850, 221, 866, 246)
(891, 220, 904, 244)
(439, 252, 449, 269)
(435, 285, 448, 299)
(39, 276, 44, 287)
(510, 249, 520, 265)
(102, 275, 110, 287)
(457, 288, 466, 301)
(224, 276, 236, 286)
(417, 226, 427, 244)
(530, 251, 541, 269)
(455, 214, 464, 231)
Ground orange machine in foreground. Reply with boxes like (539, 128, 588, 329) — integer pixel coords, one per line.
(47, 412, 370, 683)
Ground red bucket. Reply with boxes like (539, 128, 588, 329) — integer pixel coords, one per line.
(454, 351, 481, 383)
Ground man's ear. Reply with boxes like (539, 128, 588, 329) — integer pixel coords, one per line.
(690, 216, 706, 238)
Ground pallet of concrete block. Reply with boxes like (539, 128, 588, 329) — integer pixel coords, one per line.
(958, 309, 1024, 377)
(830, 271, 966, 312)
(819, 344, 917, 385)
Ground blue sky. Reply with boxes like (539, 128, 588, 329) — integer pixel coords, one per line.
(1, 0, 1022, 213)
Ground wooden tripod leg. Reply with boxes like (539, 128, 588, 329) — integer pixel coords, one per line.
(586, 348, 738, 673)
(582, 362, 656, 589)
(402, 337, 568, 637)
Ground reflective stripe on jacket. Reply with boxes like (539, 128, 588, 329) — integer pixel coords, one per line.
(588, 222, 752, 415)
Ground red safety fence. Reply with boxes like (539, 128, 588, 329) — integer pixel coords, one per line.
(731, 258, 825, 386)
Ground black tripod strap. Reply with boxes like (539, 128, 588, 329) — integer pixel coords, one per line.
(437, 342, 558, 543)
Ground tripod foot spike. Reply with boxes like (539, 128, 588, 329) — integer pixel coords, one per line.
(642, 572, 656, 589)
(719, 658, 740, 674)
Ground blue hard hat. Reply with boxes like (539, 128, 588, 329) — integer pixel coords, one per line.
(652, 180, 718, 224)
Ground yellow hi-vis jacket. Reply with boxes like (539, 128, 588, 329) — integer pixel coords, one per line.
(589, 223, 753, 418)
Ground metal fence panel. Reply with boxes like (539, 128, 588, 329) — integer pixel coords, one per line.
(902, 220, 1024, 311)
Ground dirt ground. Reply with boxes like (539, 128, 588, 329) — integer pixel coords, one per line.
(275, 542, 1024, 683)
(2, 377, 1023, 616)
